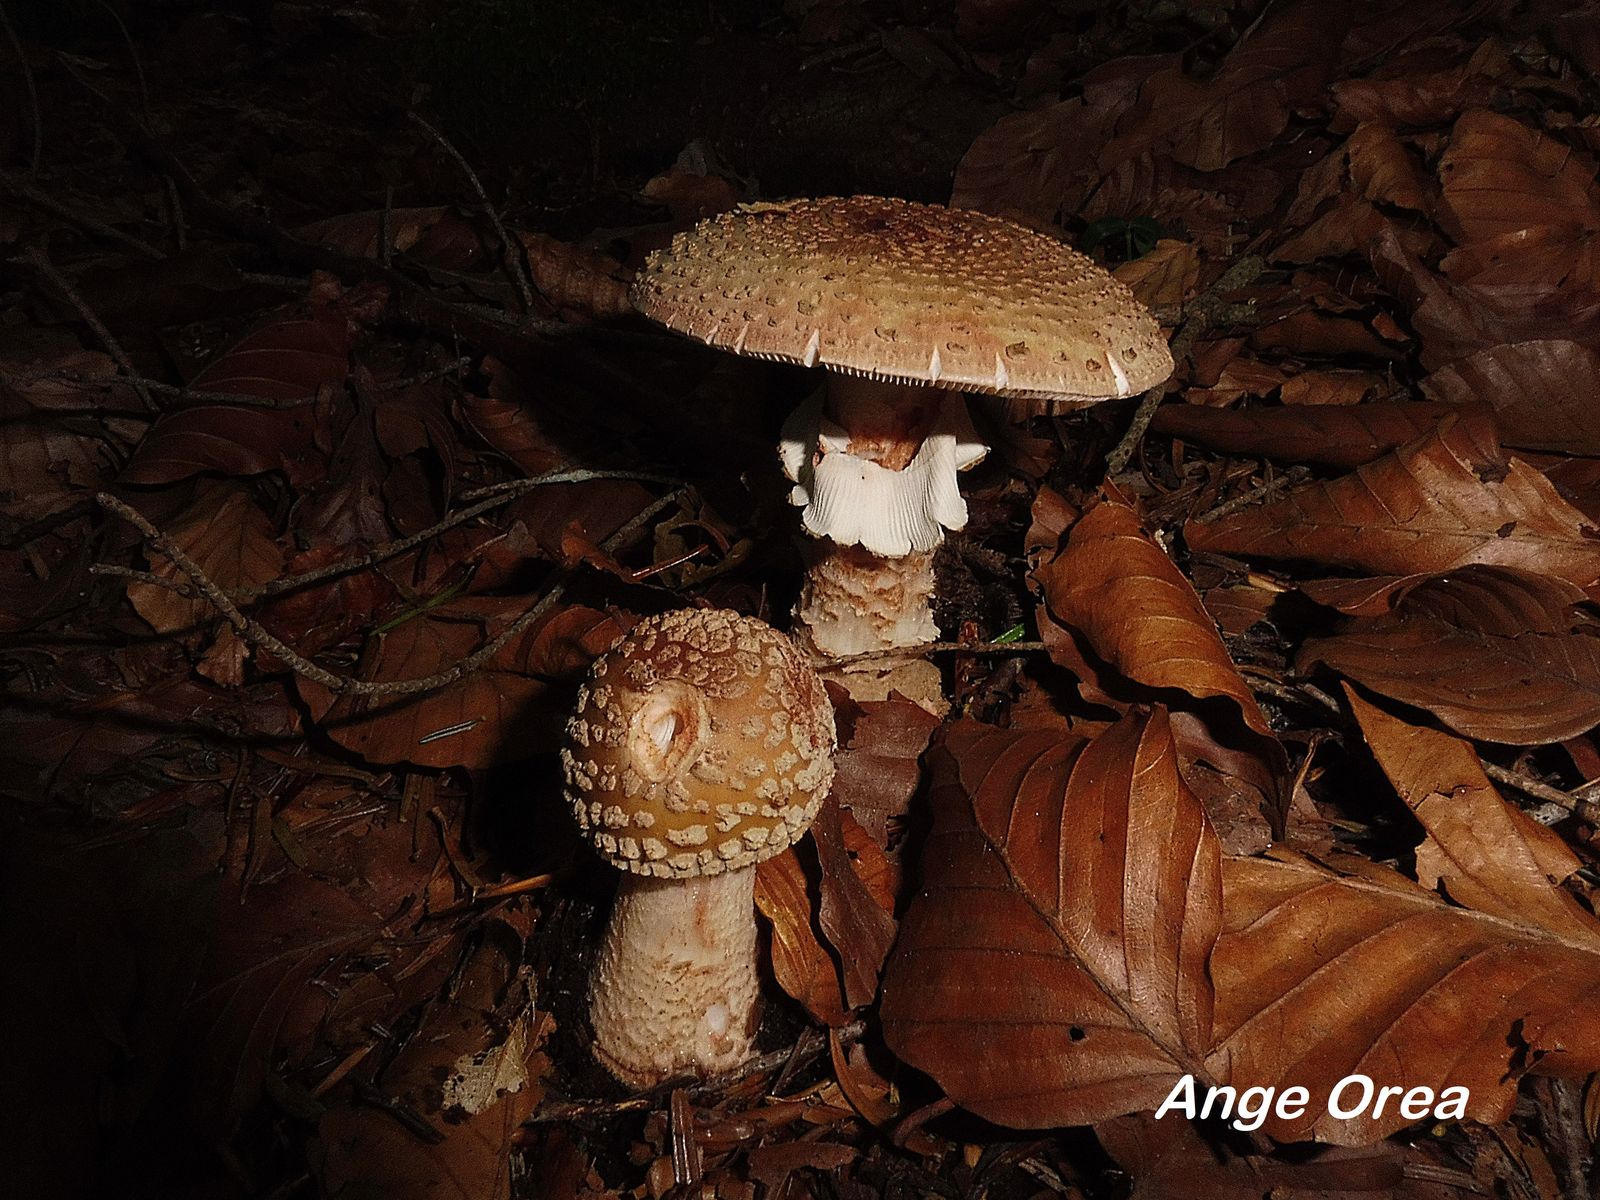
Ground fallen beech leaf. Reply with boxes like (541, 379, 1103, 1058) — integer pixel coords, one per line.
(1346, 122, 1432, 213)
(1112, 239, 1200, 311)
(828, 695, 940, 845)
(1420, 340, 1600, 455)
(1209, 843, 1600, 1143)
(121, 299, 360, 486)
(1102, 1, 1344, 174)
(1369, 222, 1600, 368)
(755, 803, 895, 1025)
(1035, 496, 1276, 747)
(1096, 1112, 1462, 1199)
(881, 709, 1221, 1128)
(1151, 400, 1464, 469)
(298, 603, 623, 769)
(1329, 41, 1509, 129)
(127, 482, 284, 637)
(1437, 109, 1600, 246)
(1303, 567, 1600, 743)
(813, 800, 896, 1010)
(755, 846, 849, 1027)
(1349, 690, 1592, 935)
(1185, 417, 1600, 589)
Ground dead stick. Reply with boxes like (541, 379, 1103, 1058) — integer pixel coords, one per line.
(96, 488, 682, 698)
(21, 246, 157, 411)
(408, 111, 536, 313)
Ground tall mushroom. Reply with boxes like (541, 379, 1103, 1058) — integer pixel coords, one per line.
(632, 196, 1174, 707)
(561, 608, 836, 1087)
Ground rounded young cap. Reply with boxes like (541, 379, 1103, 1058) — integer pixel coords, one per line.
(631, 195, 1174, 402)
(562, 609, 836, 878)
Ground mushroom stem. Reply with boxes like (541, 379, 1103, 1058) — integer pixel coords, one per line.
(588, 869, 760, 1088)
(780, 378, 986, 709)
(795, 541, 937, 657)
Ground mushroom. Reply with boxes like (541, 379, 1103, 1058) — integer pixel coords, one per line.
(632, 196, 1174, 707)
(561, 608, 836, 1087)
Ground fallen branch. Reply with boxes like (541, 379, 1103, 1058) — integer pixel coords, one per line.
(95, 486, 683, 698)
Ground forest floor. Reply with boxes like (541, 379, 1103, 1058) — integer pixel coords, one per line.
(6, 1, 1600, 1198)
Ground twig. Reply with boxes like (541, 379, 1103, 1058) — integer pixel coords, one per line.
(1190, 465, 1311, 524)
(92, 468, 680, 602)
(408, 111, 536, 313)
(824, 639, 1048, 666)
(0, 1, 40, 177)
(96, 487, 682, 698)
(0, 175, 164, 258)
(1105, 254, 1264, 475)
(21, 245, 157, 411)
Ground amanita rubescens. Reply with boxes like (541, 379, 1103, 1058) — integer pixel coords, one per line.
(561, 609, 836, 1087)
(631, 196, 1174, 708)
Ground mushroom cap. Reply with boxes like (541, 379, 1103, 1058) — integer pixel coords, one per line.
(562, 609, 836, 879)
(631, 195, 1174, 402)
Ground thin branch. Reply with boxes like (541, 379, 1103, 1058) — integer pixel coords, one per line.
(0, 175, 164, 258)
(21, 245, 157, 411)
(408, 111, 536, 312)
(96, 487, 682, 698)
(824, 639, 1048, 666)
(92, 468, 681, 602)
(1190, 465, 1311, 524)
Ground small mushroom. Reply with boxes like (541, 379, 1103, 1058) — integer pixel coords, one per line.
(632, 196, 1173, 707)
(561, 608, 836, 1087)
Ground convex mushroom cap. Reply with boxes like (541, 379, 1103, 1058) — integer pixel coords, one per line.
(563, 608, 836, 878)
(562, 609, 837, 1088)
(630, 195, 1174, 402)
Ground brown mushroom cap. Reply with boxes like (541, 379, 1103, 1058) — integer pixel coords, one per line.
(631, 195, 1174, 402)
(562, 609, 836, 879)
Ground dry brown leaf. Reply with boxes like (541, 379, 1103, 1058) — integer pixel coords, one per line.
(1113, 239, 1200, 311)
(755, 846, 849, 1028)
(1349, 691, 1593, 934)
(1420, 339, 1600, 455)
(1346, 123, 1433, 213)
(1101, 1, 1344, 174)
(1369, 222, 1600, 368)
(1328, 40, 1511, 129)
(755, 803, 895, 1026)
(122, 290, 370, 486)
(1151, 400, 1462, 469)
(880, 709, 1221, 1128)
(298, 603, 623, 769)
(1035, 496, 1276, 746)
(1278, 370, 1389, 407)
(1096, 1112, 1464, 1200)
(1303, 568, 1600, 744)
(1437, 109, 1600, 246)
(812, 801, 897, 1010)
(828, 695, 940, 845)
(1209, 840, 1600, 1142)
(1185, 416, 1600, 589)
(127, 482, 285, 637)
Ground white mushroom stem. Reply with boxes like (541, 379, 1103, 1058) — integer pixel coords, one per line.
(794, 542, 937, 657)
(588, 869, 760, 1088)
(779, 377, 986, 708)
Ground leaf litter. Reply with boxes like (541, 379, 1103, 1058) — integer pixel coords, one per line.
(8, 2, 1600, 1198)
